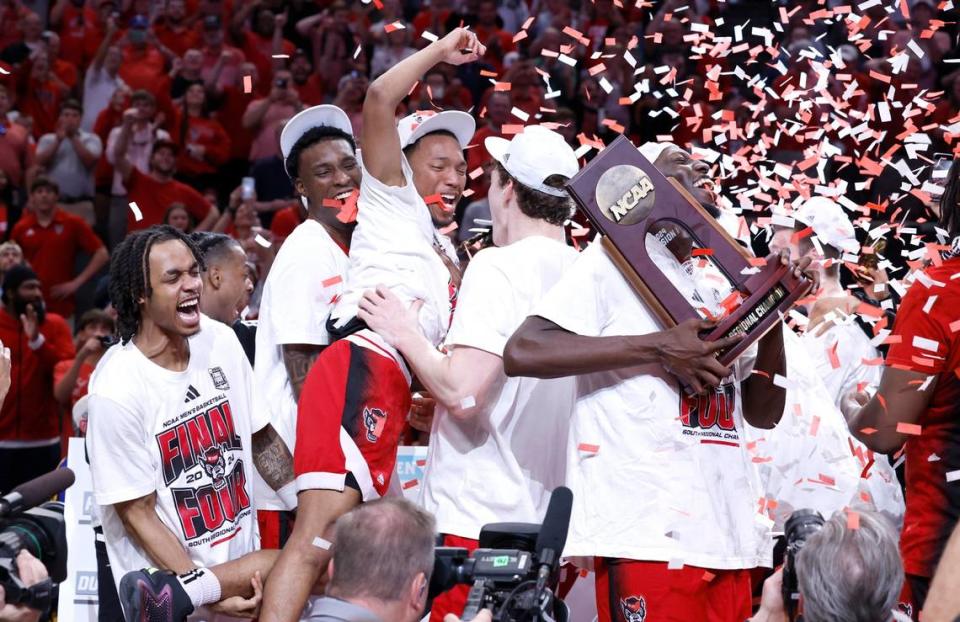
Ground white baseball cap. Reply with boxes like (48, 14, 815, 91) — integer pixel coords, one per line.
(397, 110, 475, 150)
(280, 105, 354, 175)
(485, 125, 579, 197)
(638, 141, 679, 165)
(795, 196, 859, 253)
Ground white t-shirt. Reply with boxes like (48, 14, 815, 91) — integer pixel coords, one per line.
(534, 240, 771, 569)
(87, 316, 268, 598)
(82, 67, 126, 131)
(744, 327, 904, 531)
(420, 236, 578, 539)
(253, 219, 348, 510)
(801, 317, 881, 408)
(330, 155, 458, 348)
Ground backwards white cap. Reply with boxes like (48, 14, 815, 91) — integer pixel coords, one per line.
(280, 105, 355, 176)
(484, 125, 579, 197)
(638, 141, 678, 165)
(795, 196, 859, 253)
(397, 110, 475, 150)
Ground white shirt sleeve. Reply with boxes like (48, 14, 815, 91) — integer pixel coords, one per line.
(268, 247, 337, 346)
(360, 154, 430, 225)
(82, 132, 104, 159)
(87, 394, 156, 506)
(105, 127, 119, 165)
(445, 250, 514, 356)
(533, 242, 608, 337)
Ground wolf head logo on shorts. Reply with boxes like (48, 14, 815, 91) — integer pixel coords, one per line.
(620, 595, 646, 622)
(363, 407, 387, 443)
(201, 444, 227, 488)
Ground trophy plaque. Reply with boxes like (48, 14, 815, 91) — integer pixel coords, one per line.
(565, 135, 811, 366)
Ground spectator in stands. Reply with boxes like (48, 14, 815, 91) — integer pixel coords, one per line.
(163, 202, 195, 233)
(0, 265, 74, 493)
(153, 0, 201, 58)
(232, 6, 294, 86)
(169, 48, 205, 100)
(370, 21, 416, 79)
(118, 14, 174, 92)
(53, 309, 115, 428)
(0, 242, 22, 284)
(21, 51, 67, 139)
(105, 90, 171, 245)
(331, 71, 366, 138)
(81, 16, 124, 131)
(12, 177, 108, 318)
(467, 90, 510, 200)
(174, 82, 231, 191)
(288, 49, 324, 106)
(472, 0, 516, 73)
(200, 14, 245, 92)
(243, 68, 302, 161)
(0, 85, 33, 198)
(35, 99, 102, 225)
(45, 32, 79, 91)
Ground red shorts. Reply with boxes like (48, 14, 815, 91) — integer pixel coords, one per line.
(596, 558, 752, 622)
(294, 338, 411, 498)
(430, 535, 479, 622)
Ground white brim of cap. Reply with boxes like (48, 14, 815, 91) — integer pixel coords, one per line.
(485, 135, 510, 165)
(402, 110, 475, 149)
(280, 105, 354, 163)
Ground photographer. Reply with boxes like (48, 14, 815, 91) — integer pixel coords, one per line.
(751, 510, 906, 622)
(306, 498, 434, 622)
(0, 550, 47, 622)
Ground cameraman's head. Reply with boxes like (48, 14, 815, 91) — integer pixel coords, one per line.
(796, 510, 903, 622)
(327, 498, 435, 622)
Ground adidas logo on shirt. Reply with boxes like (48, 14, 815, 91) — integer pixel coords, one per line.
(184, 385, 200, 403)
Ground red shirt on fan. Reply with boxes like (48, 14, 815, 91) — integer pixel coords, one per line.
(125, 167, 211, 232)
(21, 76, 66, 138)
(174, 115, 231, 177)
(153, 21, 201, 58)
(0, 308, 75, 442)
(11, 209, 104, 318)
(885, 256, 960, 578)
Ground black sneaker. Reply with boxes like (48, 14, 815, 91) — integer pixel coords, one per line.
(119, 568, 195, 622)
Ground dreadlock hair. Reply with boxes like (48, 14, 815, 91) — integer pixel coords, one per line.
(940, 158, 960, 239)
(109, 225, 204, 344)
(189, 231, 241, 266)
(492, 161, 573, 226)
(285, 125, 356, 181)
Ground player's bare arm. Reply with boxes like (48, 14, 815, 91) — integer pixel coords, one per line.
(361, 27, 484, 186)
(251, 424, 294, 491)
(844, 366, 934, 454)
(281, 343, 324, 401)
(504, 315, 739, 394)
(358, 286, 502, 418)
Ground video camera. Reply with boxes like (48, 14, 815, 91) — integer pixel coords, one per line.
(428, 487, 572, 622)
(781, 508, 825, 621)
(0, 469, 75, 613)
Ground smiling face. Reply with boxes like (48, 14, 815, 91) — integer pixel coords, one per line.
(654, 145, 718, 212)
(406, 133, 467, 228)
(141, 239, 202, 336)
(295, 137, 361, 209)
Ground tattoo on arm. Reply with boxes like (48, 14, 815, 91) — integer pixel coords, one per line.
(251, 424, 294, 491)
(282, 344, 323, 401)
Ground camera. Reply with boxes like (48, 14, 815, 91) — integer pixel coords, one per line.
(0, 470, 74, 613)
(275, 77, 288, 88)
(430, 523, 568, 622)
(781, 509, 825, 621)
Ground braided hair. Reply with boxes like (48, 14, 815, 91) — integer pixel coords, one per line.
(189, 231, 240, 265)
(109, 225, 205, 344)
(940, 158, 960, 239)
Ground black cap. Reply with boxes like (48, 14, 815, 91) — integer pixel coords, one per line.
(3, 265, 38, 294)
(203, 14, 222, 31)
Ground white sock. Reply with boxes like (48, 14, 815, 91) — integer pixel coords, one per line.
(177, 567, 222, 608)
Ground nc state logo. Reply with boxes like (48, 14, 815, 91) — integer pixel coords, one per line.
(363, 407, 387, 443)
(620, 595, 646, 622)
(201, 444, 227, 488)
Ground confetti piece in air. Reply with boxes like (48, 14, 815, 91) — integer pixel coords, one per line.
(947, 470, 960, 483)
(312, 537, 331, 550)
(0, 66, 8, 75)
(403, 479, 419, 490)
(929, 453, 941, 462)
(827, 342, 840, 370)
(353, 43, 362, 60)
(578, 443, 600, 453)
(128, 202, 143, 222)
(912, 336, 940, 353)
(809, 415, 821, 437)
(667, 558, 685, 570)
(384, 21, 405, 33)
(702, 571, 716, 582)
(254, 234, 271, 248)
(860, 427, 877, 435)
(242, 75, 252, 93)
(896, 422, 922, 436)
(950, 319, 960, 333)
(460, 395, 476, 410)
(271, 54, 289, 59)
(421, 31, 438, 43)
(321, 275, 342, 288)
(847, 510, 860, 530)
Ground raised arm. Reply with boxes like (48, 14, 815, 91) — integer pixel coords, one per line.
(843, 366, 933, 454)
(111, 109, 138, 184)
(361, 27, 484, 186)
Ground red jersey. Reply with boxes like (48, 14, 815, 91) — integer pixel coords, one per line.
(0, 309, 75, 442)
(126, 168, 211, 232)
(118, 45, 167, 91)
(53, 358, 94, 411)
(21, 76, 66, 139)
(885, 256, 960, 577)
(174, 115, 231, 176)
(12, 209, 104, 318)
